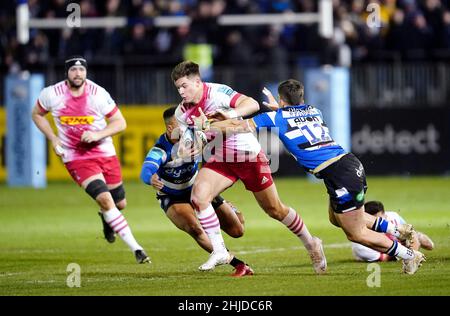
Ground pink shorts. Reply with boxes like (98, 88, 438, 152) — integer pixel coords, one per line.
(203, 151, 273, 192)
(65, 156, 123, 186)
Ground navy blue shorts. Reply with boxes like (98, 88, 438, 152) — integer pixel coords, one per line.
(316, 153, 368, 213)
(156, 191, 225, 213)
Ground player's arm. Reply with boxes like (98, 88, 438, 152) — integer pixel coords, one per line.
(81, 109, 126, 143)
(209, 110, 275, 135)
(209, 118, 256, 134)
(208, 94, 260, 122)
(31, 103, 65, 157)
(232, 94, 259, 118)
(140, 147, 166, 186)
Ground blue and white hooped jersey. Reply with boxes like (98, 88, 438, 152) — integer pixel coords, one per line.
(252, 105, 346, 172)
(140, 133, 199, 195)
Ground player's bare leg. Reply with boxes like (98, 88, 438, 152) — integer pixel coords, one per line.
(215, 201, 245, 238)
(328, 204, 340, 227)
(191, 167, 235, 271)
(82, 174, 150, 264)
(335, 207, 425, 274)
(417, 232, 434, 250)
(253, 183, 327, 274)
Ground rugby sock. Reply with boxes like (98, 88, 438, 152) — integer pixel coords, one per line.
(197, 204, 228, 253)
(102, 207, 141, 252)
(281, 208, 315, 250)
(229, 257, 245, 268)
(372, 217, 389, 233)
(372, 218, 404, 238)
(386, 240, 414, 260)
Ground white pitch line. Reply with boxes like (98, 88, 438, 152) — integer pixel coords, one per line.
(235, 242, 351, 255)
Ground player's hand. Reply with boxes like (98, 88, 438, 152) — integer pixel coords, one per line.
(207, 109, 230, 122)
(191, 108, 210, 131)
(262, 87, 280, 110)
(81, 131, 101, 143)
(151, 173, 164, 191)
(51, 138, 65, 158)
(177, 141, 201, 160)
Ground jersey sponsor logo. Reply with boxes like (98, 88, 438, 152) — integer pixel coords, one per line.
(164, 164, 196, 178)
(355, 163, 364, 177)
(60, 116, 94, 125)
(217, 86, 234, 96)
(356, 190, 365, 202)
(281, 106, 318, 118)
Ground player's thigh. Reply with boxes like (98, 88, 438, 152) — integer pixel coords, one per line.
(334, 207, 366, 239)
(328, 202, 340, 227)
(166, 203, 202, 234)
(192, 167, 235, 201)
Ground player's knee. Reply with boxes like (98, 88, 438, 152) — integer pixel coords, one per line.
(96, 192, 115, 210)
(85, 180, 111, 209)
(110, 184, 126, 208)
(116, 198, 127, 210)
(191, 185, 212, 210)
(227, 224, 244, 238)
(191, 195, 209, 211)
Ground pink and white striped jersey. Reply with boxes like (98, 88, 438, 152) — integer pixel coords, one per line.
(37, 79, 118, 163)
(175, 82, 261, 162)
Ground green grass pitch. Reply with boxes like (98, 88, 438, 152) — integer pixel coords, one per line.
(1, 177, 449, 296)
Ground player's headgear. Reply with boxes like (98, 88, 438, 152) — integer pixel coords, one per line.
(64, 55, 87, 77)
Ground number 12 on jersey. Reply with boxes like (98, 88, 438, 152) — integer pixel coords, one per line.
(286, 117, 332, 145)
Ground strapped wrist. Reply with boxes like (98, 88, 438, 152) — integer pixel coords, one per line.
(246, 120, 254, 133)
(228, 109, 238, 119)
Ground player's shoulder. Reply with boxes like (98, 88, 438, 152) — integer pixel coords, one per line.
(150, 134, 171, 159)
(85, 79, 106, 97)
(207, 82, 235, 97)
(38, 80, 65, 109)
(155, 134, 172, 151)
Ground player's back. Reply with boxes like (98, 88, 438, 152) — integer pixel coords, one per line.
(270, 105, 346, 172)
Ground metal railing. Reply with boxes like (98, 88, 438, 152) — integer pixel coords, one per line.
(351, 63, 450, 108)
(1, 62, 449, 107)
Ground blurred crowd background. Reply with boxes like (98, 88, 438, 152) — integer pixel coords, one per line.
(1, 0, 450, 71)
